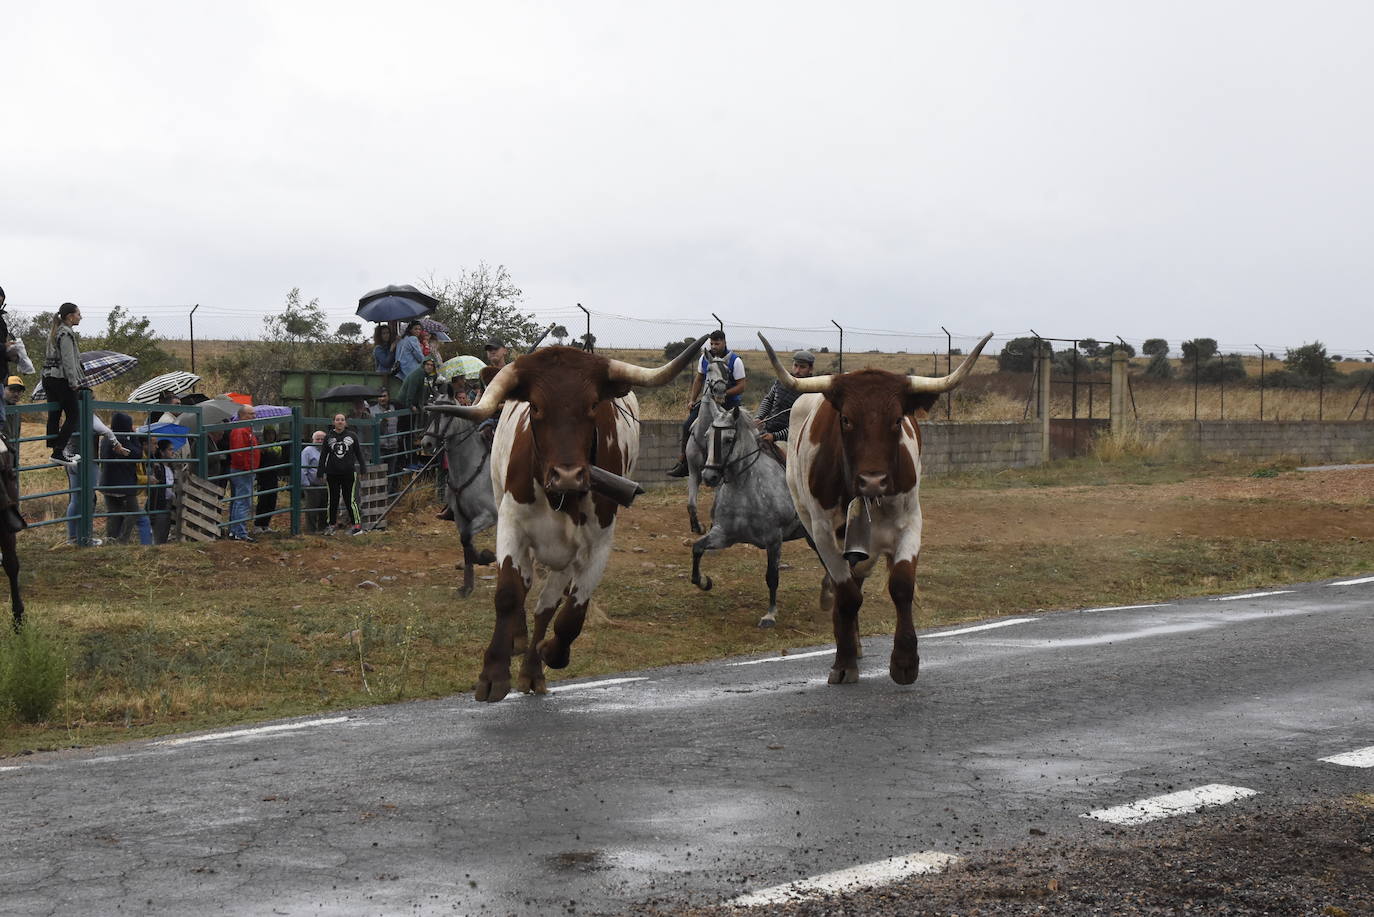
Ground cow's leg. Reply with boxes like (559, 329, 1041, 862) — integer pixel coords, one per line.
(477, 554, 532, 703)
(829, 576, 863, 684)
(690, 526, 727, 592)
(758, 541, 782, 628)
(539, 537, 613, 670)
(888, 556, 920, 684)
(519, 567, 575, 694)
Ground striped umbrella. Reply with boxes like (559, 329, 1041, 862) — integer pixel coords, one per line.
(127, 370, 202, 404)
(31, 350, 138, 400)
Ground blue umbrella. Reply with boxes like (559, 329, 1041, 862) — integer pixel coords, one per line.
(357, 284, 440, 322)
(135, 421, 190, 451)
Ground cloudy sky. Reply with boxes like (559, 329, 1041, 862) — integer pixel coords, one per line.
(5, 1, 1373, 355)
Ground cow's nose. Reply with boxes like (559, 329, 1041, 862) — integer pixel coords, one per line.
(547, 464, 591, 494)
(856, 472, 888, 497)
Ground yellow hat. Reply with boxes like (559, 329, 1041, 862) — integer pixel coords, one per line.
(5, 376, 24, 389)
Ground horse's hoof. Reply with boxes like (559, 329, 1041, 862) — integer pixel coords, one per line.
(827, 665, 859, 685)
(476, 549, 496, 565)
(538, 637, 571, 670)
(690, 523, 703, 535)
(695, 575, 713, 592)
(757, 615, 776, 629)
(457, 585, 474, 598)
(474, 676, 510, 703)
(889, 656, 920, 685)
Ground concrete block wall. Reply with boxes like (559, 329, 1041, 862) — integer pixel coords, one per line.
(638, 419, 683, 483)
(1141, 420, 1374, 463)
(918, 421, 1044, 475)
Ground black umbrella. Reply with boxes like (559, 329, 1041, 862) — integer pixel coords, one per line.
(318, 383, 382, 400)
(356, 284, 440, 322)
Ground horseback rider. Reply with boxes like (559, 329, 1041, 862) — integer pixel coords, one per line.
(755, 350, 815, 444)
(667, 329, 746, 477)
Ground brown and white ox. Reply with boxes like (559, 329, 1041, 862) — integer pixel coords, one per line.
(759, 332, 992, 686)
(444, 339, 707, 703)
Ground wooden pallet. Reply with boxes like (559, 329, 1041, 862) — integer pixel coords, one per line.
(179, 473, 226, 542)
(360, 463, 388, 529)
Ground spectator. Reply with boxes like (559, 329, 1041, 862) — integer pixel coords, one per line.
(398, 357, 442, 470)
(41, 302, 86, 466)
(146, 438, 176, 544)
(98, 412, 151, 545)
(149, 390, 181, 425)
(348, 399, 372, 421)
(301, 430, 326, 534)
(226, 404, 260, 542)
(322, 412, 366, 536)
(369, 389, 400, 489)
(755, 350, 814, 443)
(483, 339, 509, 370)
(667, 329, 746, 477)
(253, 428, 283, 534)
(418, 327, 442, 363)
(63, 416, 128, 547)
(0, 287, 18, 440)
(3, 376, 24, 443)
(372, 324, 397, 375)
(394, 320, 425, 380)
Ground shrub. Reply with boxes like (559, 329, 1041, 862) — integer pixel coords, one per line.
(0, 624, 68, 724)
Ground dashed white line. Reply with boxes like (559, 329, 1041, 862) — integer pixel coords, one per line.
(1078, 603, 1173, 614)
(154, 716, 350, 747)
(1214, 591, 1295, 602)
(729, 649, 833, 667)
(547, 676, 647, 693)
(1082, 784, 1258, 826)
(924, 618, 1035, 639)
(1328, 576, 1374, 586)
(1320, 746, 1374, 768)
(728, 851, 960, 907)
(0, 766, 22, 773)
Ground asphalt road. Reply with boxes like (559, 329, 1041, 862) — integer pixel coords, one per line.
(2, 575, 1371, 916)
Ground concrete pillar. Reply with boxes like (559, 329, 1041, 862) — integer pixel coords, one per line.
(1110, 349, 1128, 436)
(1038, 345, 1053, 464)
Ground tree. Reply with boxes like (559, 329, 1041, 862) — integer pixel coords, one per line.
(336, 321, 363, 339)
(1103, 341, 1136, 358)
(996, 336, 1046, 373)
(1142, 339, 1169, 358)
(1144, 352, 1175, 379)
(85, 305, 182, 381)
(580, 332, 597, 352)
(663, 337, 698, 361)
(421, 263, 542, 354)
(1284, 342, 1337, 382)
(550, 324, 569, 345)
(1079, 338, 1103, 358)
(1180, 338, 1218, 364)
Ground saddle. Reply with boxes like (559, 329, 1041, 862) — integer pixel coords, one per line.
(759, 438, 787, 467)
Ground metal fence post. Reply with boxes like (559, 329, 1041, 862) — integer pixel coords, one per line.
(831, 320, 844, 372)
(289, 407, 302, 536)
(77, 389, 94, 546)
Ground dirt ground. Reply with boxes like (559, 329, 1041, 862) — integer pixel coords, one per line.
(646, 797, 1374, 916)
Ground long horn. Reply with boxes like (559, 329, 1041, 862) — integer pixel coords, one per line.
(908, 332, 994, 393)
(759, 333, 832, 393)
(425, 363, 518, 421)
(606, 333, 711, 387)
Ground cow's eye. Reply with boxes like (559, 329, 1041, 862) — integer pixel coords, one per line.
(840, 414, 853, 431)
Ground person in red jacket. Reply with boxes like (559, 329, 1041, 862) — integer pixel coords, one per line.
(227, 404, 261, 542)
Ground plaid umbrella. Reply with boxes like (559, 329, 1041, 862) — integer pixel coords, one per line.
(127, 370, 201, 404)
(31, 350, 138, 400)
(420, 317, 450, 336)
(252, 405, 293, 420)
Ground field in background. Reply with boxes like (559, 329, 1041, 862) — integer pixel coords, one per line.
(3, 453, 1372, 756)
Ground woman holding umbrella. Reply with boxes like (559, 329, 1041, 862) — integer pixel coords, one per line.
(321, 412, 366, 536)
(372, 325, 397, 375)
(41, 302, 85, 465)
(394, 321, 425, 380)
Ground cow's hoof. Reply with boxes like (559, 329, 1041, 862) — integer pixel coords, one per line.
(477, 549, 496, 565)
(475, 676, 510, 703)
(757, 615, 776, 629)
(517, 672, 547, 694)
(827, 666, 859, 685)
(889, 656, 920, 685)
(538, 637, 571, 670)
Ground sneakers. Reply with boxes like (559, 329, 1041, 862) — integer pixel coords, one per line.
(350, 525, 364, 536)
(50, 452, 79, 467)
(666, 458, 689, 478)
(324, 526, 337, 536)
(229, 533, 257, 543)
(403, 462, 424, 472)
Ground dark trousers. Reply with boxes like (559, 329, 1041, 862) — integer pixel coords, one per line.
(304, 485, 327, 533)
(44, 376, 80, 457)
(326, 472, 359, 527)
(254, 475, 279, 527)
(680, 401, 702, 452)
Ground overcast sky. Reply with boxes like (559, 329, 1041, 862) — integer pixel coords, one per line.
(5, 1, 1373, 355)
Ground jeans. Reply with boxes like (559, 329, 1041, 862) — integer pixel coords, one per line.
(104, 492, 152, 545)
(229, 472, 252, 539)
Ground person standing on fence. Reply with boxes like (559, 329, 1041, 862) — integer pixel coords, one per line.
(394, 321, 425, 380)
(667, 329, 746, 477)
(301, 430, 326, 534)
(41, 302, 86, 466)
(253, 428, 283, 534)
(227, 404, 260, 543)
(63, 416, 129, 547)
(399, 356, 442, 470)
(322, 413, 365, 536)
(147, 438, 176, 544)
(99, 412, 152, 545)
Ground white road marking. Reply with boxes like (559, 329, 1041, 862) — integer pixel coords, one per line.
(729, 649, 833, 667)
(1078, 603, 1173, 614)
(1328, 576, 1374, 586)
(547, 676, 647, 693)
(1214, 590, 1295, 602)
(154, 716, 350, 747)
(1320, 746, 1374, 768)
(0, 766, 22, 773)
(728, 850, 959, 907)
(1082, 784, 1258, 826)
(924, 618, 1035, 639)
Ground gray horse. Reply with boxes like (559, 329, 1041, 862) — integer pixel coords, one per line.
(691, 403, 808, 627)
(684, 356, 731, 534)
(420, 398, 498, 597)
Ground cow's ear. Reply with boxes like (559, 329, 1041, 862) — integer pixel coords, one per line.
(821, 389, 844, 411)
(903, 392, 940, 419)
(603, 379, 633, 400)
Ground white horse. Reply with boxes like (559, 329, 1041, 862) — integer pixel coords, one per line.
(684, 357, 731, 534)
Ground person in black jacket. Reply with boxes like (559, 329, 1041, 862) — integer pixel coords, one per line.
(99, 412, 150, 544)
(321, 413, 366, 535)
